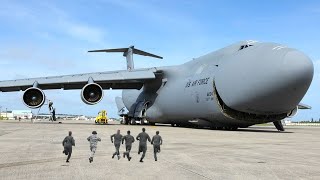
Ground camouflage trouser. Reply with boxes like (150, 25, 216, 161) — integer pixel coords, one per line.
(64, 146, 72, 161)
(90, 146, 97, 159)
(124, 145, 132, 159)
(113, 144, 120, 156)
(153, 144, 160, 160)
(139, 144, 147, 160)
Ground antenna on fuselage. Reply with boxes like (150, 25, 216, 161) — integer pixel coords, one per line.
(88, 46, 163, 71)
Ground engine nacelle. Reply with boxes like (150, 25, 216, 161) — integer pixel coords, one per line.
(81, 83, 104, 105)
(23, 87, 46, 109)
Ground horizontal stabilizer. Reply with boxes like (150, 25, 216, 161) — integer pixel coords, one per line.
(88, 46, 163, 59)
(88, 48, 128, 53)
(88, 46, 162, 71)
(132, 48, 163, 59)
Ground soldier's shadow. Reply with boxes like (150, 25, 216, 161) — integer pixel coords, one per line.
(61, 164, 69, 166)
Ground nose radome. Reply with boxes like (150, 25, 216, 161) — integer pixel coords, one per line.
(282, 51, 314, 80)
(215, 49, 314, 115)
(278, 50, 314, 96)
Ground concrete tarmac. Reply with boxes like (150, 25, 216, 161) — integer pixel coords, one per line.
(0, 120, 320, 180)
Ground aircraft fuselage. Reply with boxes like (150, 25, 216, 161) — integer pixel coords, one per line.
(122, 41, 313, 128)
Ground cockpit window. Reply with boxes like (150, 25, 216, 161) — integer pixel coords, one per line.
(239, 44, 253, 50)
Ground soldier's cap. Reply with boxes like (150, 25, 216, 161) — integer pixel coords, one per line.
(92, 131, 97, 134)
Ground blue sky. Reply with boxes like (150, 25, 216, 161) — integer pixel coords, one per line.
(0, 0, 319, 120)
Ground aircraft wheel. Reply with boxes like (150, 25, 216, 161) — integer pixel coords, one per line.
(121, 118, 126, 125)
(224, 127, 231, 130)
(230, 127, 238, 131)
(130, 119, 136, 125)
(125, 117, 129, 125)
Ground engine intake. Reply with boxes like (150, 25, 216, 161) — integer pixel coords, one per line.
(81, 83, 104, 105)
(23, 87, 46, 109)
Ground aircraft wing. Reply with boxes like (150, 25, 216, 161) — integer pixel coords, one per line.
(0, 67, 161, 92)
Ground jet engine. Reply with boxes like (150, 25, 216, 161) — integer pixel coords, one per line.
(23, 87, 46, 108)
(81, 83, 104, 105)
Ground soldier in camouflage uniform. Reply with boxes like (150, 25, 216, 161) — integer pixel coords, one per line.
(136, 128, 151, 162)
(122, 130, 135, 161)
(111, 130, 123, 160)
(62, 131, 75, 163)
(151, 131, 163, 161)
(87, 131, 101, 163)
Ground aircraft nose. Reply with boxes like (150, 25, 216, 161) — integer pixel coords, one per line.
(215, 49, 314, 115)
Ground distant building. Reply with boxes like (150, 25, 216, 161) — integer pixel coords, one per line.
(0, 110, 33, 120)
(12, 110, 33, 119)
(284, 119, 292, 125)
(0, 111, 14, 119)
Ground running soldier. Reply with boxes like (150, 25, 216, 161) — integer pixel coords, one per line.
(111, 130, 123, 160)
(62, 131, 75, 163)
(136, 128, 151, 162)
(151, 131, 163, 161)
(87, 131, 101, 163)
(122, 130, 135, 161)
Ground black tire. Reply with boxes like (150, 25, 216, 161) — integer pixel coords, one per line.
(124, 117, 129, 125)
(130, 119, 136, 125)
(230, 127, 238, 131)
(149, 122, 155, 126)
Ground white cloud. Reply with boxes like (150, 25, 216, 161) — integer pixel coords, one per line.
(102, 0, 201, 32)
(0, 1, 119, 116)
(0, 1, 107, 44)
(61, 21, 106, 44)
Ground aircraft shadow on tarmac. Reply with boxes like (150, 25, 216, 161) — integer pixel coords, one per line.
(237, 128, 293, 133)
(15, 121, 293, 133)
(150, 124, 293, 133)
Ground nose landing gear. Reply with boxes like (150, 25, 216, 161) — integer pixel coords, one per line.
(273, 120, 285, 131)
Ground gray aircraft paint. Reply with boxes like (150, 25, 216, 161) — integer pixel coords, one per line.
(121, 41, 313, 127)
(0, 41, 314, 128)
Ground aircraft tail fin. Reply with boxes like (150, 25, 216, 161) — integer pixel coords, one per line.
(88, 46, 163, 71)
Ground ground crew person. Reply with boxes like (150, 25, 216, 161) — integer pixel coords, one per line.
(136, 128, 151, 162)
(62, 131, 75, 163)
(52, 108, 56, 121)
(151, 131, 163, 161)
(87, 131, 101, 163)
(111, 130, 123, 160)
(122, 130, 135, 161)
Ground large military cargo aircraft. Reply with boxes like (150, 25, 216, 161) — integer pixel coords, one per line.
(0, 41, 313, 131)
